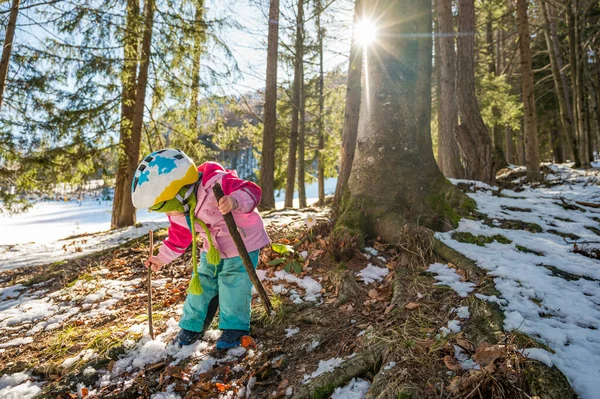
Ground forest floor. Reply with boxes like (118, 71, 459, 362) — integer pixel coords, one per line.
(0, 163, 598, 399)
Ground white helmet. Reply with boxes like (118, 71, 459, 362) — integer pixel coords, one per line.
(131, 148, 199, 209)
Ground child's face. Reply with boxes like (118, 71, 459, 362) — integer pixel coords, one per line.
(166, 211, 184, 217)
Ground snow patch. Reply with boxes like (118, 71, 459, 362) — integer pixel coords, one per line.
(0, 372, 43, 399)
(427, 263, 474, 297)
(0, 336, 33, 348)
(303, 357, 345, 383)
(356, 264, 389, 284)
(285, 328, 300, 337)
(330, 378, 370, 399)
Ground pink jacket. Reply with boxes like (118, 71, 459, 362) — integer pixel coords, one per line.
(157, 162, 270, 263)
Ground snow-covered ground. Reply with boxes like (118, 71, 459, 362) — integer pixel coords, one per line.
(274, 177, 337, 209)
(0, 178, 338, 270)
(0, 198, 165, 246)
(439, 163, 600, 399)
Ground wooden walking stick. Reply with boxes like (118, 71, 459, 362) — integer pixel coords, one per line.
(212, 183, 274, 315)
(148, 230, 155, 339)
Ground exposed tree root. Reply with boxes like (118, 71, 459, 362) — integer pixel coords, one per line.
(294, 343, 384, 399)
(333, 270, 362, 305)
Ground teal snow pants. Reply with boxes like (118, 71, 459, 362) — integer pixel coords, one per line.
(178, 250, 259, 333)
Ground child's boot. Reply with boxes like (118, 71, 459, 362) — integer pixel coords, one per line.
(216, 329, 248, 350)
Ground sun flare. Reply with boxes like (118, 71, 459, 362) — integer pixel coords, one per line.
(354, 19, 377, 46)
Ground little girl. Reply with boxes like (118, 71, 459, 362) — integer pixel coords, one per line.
(131, 148, 270, 349)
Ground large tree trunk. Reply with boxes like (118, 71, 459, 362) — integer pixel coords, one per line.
(540, 0, 572, 163)
(0, 0, 19, 112)
(516, 0, 540, 180)
(189, 0, 205, 135)
(455, 0, 494, 184)
(337, 0, 472, 241)
(334, 0, 363, 204)
(112, 0, 141, 229)
(316, 0, 325, 205)
(285, 0, 304, 208)
(258, 0, 280, 210)
(437, 0, 464, 178)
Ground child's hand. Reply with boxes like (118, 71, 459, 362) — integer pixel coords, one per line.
(144, 256, 165, 272)
(218, 195, 238, 214)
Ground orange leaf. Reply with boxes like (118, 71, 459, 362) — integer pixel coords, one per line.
(405, 302, 419, 310)
(80, 387, 89, 398)
(215, 382, 227, 392)
(241, 336, 256, 349)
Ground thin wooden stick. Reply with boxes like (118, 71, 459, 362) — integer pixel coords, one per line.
(148, 230, 155, 340)
(212, 183, 274, 315)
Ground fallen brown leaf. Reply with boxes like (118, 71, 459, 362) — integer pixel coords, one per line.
(404, 302, 419, 310)
(456, 338, 475, 353)
(443, 355, 462, 371)
(473, 342, 505, 366)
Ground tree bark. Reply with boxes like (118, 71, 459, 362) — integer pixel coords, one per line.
(540, 0, 573, 163)
(189, 0, 205, 135)
(334, 0, 363, 204)
(566, 0, 587, 167)
(487, 12, 507, 170)
(0, 0, 20, 112)
(112, 0, 141, 229)
(505, 126, 515, 164)
(258, 0, 280, 210)
(285, 0, 303, 208)
(516, 0, 540, 180)
(572, 0, 590, 167)
(316, 0, 325, 205)
(337, 0, 473, 240)
(455, 0, 494, 184)
(437, 0, 464, 178)
(297, 48, 306, 208)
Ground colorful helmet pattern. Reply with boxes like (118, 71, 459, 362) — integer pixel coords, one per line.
(131, 148, 198, 209)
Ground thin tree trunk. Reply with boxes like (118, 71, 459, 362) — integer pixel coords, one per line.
(455, 0, 494, 184)
(285, 0, 303, 208)
(487, 12, 507, 170)
(0, 0, 20, 112)
(516, 0, 540, 180)
(505, 126, 515, 163)
(550, 117, 564, 163)
(437, 0, 463, 178)
(112, 0, 141, 229)
(316, 0, 325, 205)
(297, 42, 306, 208)
(567, 0, 585, 167)
(539, 0, 571, 163)
(334, 0, 363, 204)
(190, 0, 205, 134)
(572, 0, 590, 167)
(259, 0, 280, 210)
